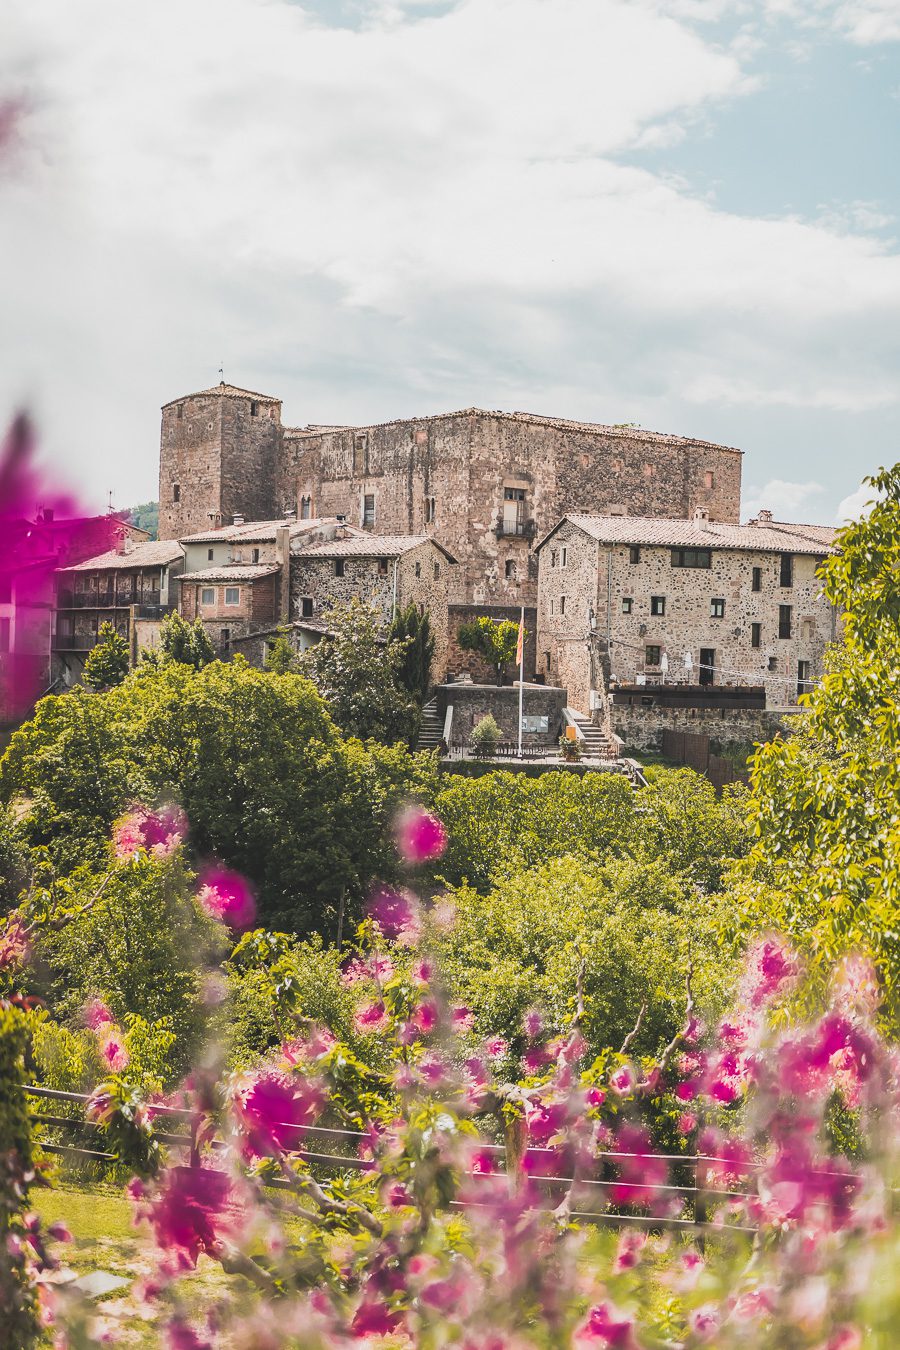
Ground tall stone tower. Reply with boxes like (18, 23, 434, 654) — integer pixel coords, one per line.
(158, 383, 282, 540)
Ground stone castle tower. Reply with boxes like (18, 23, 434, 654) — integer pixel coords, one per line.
(158, 383, 283, 539)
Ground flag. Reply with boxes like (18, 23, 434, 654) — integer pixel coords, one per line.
(515, 609, 524, 669)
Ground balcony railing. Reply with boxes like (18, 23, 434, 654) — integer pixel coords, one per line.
(494, 519, 536, 540)
(58, 591, 162, 610)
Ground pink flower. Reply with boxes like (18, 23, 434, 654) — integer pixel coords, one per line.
(140, 1164, 232, 1268)
(452, 1006, 475, 1034)
(525, 1099, 568, 1145)
(742, 935, 799, 1009)
(523, 1008, 544, 1039)
(484, 1035, 508, 1059)
(97, 1025, 130, 1072)
(233, 1072, 323, 1156)
(678, 1113, 697, 1136)
(470, 1150, 495, 1175)
(832, 954, 880, 1017)
(82, 997, 114, 1031)
(165, 1321, 213, 1350)
(195, 866, 256, 930)
(354, 1001, 389, 1035)
(367, 886, 421, 943)
(414, 1000, 439, 1035)
(523, 1045, 550, 1073)
(611, 1123, 669, 1209)
(613, 1230, 646, 1272)
(575, 1300, 638, 1347)
(689, 1304, 720, 1340)
(113, 804, 187, 860)
(350, 1300, 402, 1336)
(610, 1065, 635, 1096)
(413, 958, 435, 985)
(0, 918, 31, 970)
(395, 805, 447, 863)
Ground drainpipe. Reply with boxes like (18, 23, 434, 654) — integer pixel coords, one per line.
(605, 548, 613, 666)
(392, 557, 399, 620)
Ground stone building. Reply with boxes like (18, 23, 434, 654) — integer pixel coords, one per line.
(291, 533, 457, 678)
(158, 384, 743, 612)
(54, 534, 184, 681)
(535, 510, 838, 715)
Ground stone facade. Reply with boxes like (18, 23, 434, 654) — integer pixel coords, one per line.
(433, 681, 567, 749)
(609, 696, 803, 753)
(290, 535, 455, 678)
(536, 513, 839, 713)
(179, 568, 279, 651)
(158, 385, 743, 612)
(445, 604, 537, 685)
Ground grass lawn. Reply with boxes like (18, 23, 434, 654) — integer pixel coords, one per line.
(34, 1179, 233, 1346)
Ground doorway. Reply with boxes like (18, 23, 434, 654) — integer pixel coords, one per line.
(699, 648, 715, 686)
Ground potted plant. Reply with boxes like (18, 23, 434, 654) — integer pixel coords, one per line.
(559, 730, 582, 762)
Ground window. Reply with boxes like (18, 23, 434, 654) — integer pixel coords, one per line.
(751, 622, 761, 649)
(0, 577, 11, 603)
(629, 546, 641, 564)
(200, 587, 215, 606)
(177, 404, 183, 420)
(710, 597, 725, 619)
(560, 596, 566, 615)
(425, 497, 436, 524)
(505, 560, 516, 579)
(173, 484, 181, 503)
(207, 548, 214, 561)
(544, 651, 551, 671)
(250, 401, 259, 416)
(0, 617, 9, 652)
(549, 599, 554, 616)
(363, 494, 375, 528)
(671, 547, 712, 569)
(502, 487, 526, 536)
(704, 470, 715, 489)
(252, 548, 260, 564)
(378, 557, 389, 576)
(225, 587, 240, 606)
(622, 597, 633, 614)
(751, 566, 762, 592)
(778, 604, 792, 639)
(780, 553, 793, 588)
(650, 595, 666, 616)
(353, 434, 367, 474)
(301, 597, 314, 617)
(415, 562, 421, 578)
(797, 660, 813, 697)
(561, 547, 568, 569)
(699, 648, 715, 686)
(220, 628, 230, 649)
(300, 495, 312, 520)
(645, 644, 661, 666)
(335, 558, 345, 577)
(768, 655, 778, 672)
(434, 562, 440, 580)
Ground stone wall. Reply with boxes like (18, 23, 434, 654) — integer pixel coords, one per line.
(434, 681, 567, 748)
(610, 699, 803, 753)
(445, 604, 537, 685)
(276, 411, 742, 609)
(181, 575, 277, 641)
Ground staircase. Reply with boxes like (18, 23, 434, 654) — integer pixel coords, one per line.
(568, 710, 619, 760)
(416, 699, 444, 753)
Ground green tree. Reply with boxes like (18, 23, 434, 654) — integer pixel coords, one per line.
(264, 626, 300, 675)
(299, 600, 418, 746)
(457, 616, 521, 685)
(728, 465, 900, 1019)
(82, 621, 130, 690)
(153, 611, 215, 669)
(388, 603, 435, 705)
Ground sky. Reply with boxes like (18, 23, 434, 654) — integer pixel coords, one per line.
(1, 0, 898, 523)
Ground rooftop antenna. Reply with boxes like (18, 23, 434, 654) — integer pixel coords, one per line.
(107, 489, 115, 515)
(218, 361, 225, 385)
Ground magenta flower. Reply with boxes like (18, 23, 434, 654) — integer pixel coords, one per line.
(113, 804, 187, 861)
(0, 918, 30, 969)
(354, 1001, 389, 1035)
(97, 1025, 130, 1072)
(395, 805, 447, 863)
(140, 1164, 232, 1268)
(611, 1123, 668, 1208)
(575, 1300, 638, 1347)
(82, 997, 114, 1031)
(613, 1230, 646, 1272)
(742, 935, 799, 1008)
(414, 999, 439, 1035)
(367, 885, 421, 943)
(484, 1035, 508, 1059)
(350, 1300, 402, 1336)
(195, 866, 256, 931)
(452, 1005, 475, 1034)
(609, 1065, 635, 1096)
(833, 954, 880, 1016)
(688, 1304, 720, 1341)
(470, 1150, 496, 1175)
(523, 1008, 544, 1039)
(234, 1072, 323, 1156)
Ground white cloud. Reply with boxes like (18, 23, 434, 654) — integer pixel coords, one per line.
(742, 479, 825, 521)
(836, 482, 878, 521)
(1, 0, 899, 513)
(831, 1, 900, 43)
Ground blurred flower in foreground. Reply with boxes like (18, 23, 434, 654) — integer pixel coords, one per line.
(113, 804, 187, 860)
(196, 866, 256, 931)
(395, 805, 447, 863)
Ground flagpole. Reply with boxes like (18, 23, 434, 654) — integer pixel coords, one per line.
(517, 604, 525, 760)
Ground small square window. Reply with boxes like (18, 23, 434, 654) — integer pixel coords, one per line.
(560, 596, 566, 615)
(650, 595, 666, 616)
(378, 557, 389, 575)
(780, 553, 793, 588)
(622, 597, 633, 614)
(335, 558, 345, 577)
(434, 562, 440, 580)
(710, 598, 725, 618)
(415, 562, 421, 578)
(173, 484, 181, 503)
(505, 560, 516, 579)
(301, 597, 314, 617)
(225, 586, 240, 606)
(561, 547, 567, 569)
(200, 587, 215, 606)
(250, 401, 259, 416)
(751, 622, 761, 648)
(207, 548, 214, 561)
(645, 644, 661, 666)
(704, 470, 715, 489)
(363, 493, 375, 528)
(768, 655, 778, 672)
(252, 548, 260, 564)
(629, 546, 641, 564)
(751, 566, 762, 592)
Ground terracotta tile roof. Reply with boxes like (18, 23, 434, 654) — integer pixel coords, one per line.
(538, 514, 838, 556)
(179, 565, 281, 583)
(179, 517, 359, 545)
(284, 408, 741, 454)
(57, 541, 184, 573)
(162, 382, 281, 409)
(295, 534, 458, 563)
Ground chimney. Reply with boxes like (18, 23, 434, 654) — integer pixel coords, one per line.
(692, 506, 710, 531)
(284, 508, 296, 522)
(114, 526, 128, 557)
(276, 525, 291, 622)
(756, 509, 773, 524)
(335, 513, 349, 539)
(233, 513, 245, 526)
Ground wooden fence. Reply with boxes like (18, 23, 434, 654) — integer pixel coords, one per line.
(660, 730, 748, 791)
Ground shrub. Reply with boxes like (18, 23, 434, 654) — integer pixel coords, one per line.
(470, 713, 502, 758)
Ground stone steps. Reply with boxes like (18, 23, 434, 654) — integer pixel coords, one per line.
(569, 712, 618, 760)
(416, 700, 443, 752)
